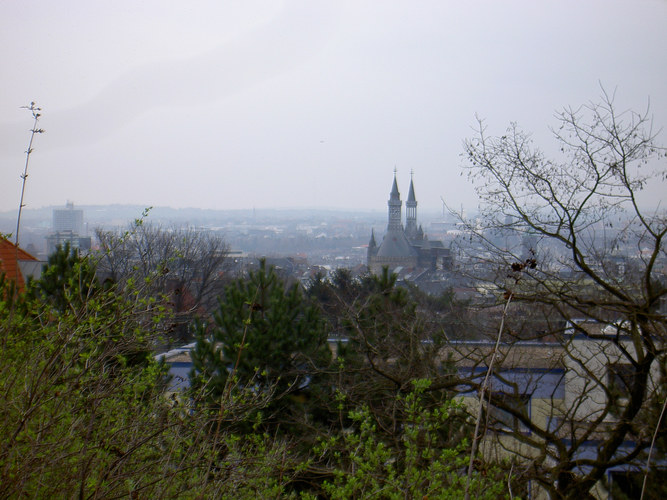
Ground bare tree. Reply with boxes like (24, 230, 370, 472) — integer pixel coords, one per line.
(96, 223, 229, 343)
(457, 89, 667, 498)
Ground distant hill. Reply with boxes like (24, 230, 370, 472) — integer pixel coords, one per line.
(0, 205, 391, 233)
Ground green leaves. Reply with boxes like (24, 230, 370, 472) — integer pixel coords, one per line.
(190, 259, 330, 404)
(318, 382, 506, 500)
(0, 260, 175, 497)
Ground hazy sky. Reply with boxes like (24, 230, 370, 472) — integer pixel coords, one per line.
(1, 0, 666, 213)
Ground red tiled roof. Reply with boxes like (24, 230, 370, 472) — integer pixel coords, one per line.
(0, 238, 38, 292)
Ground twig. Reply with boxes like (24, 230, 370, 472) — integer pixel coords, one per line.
(464, 292, 512, 500)
(15, 102, 44, 247)
(507, 462, 514, 499)
(640, 394, 667, 500)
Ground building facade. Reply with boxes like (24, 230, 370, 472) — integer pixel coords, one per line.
(53, 201, 84, 234)
(47, 202, 90, 255)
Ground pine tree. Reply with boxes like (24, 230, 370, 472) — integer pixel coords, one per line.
(29, 242, 99, 312)
(190, 259, 330, 405)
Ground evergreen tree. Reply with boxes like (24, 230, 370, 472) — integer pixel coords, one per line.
(190, 259, 330, 408)
(29, 242, 99, 311)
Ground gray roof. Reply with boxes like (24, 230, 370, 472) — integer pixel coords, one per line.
(376, 229, 418, 258)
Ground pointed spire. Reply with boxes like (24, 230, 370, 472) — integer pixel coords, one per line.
(390, 169, 400, 200)
(369, 229, 377, 248)
(405, 171, 417, 240)
(407, 172, 416, 203)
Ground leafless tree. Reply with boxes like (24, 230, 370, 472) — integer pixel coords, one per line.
(455, 89, 667, 498)
(96, 223, 229, 343)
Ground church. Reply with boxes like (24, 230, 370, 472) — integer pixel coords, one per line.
(367, 173, 450, 275)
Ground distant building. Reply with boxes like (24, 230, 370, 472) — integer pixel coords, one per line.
(367, 172, 451, 275)
(53, 201, 83, 234)
(46, 231, 92, 255)
(47, 202, 90, 255)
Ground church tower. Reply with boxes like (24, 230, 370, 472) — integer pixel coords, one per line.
(367, 171, 451, 275)
(405, 173, 419, 240)
(387, 170, 403, 231)
(368, 171, 418, 274)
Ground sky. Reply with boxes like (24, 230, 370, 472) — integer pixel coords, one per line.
(1, 0, 666, 214)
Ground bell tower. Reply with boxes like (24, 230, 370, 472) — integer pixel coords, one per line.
(405, 171, 418, 240)
(387, 169, 403, 231)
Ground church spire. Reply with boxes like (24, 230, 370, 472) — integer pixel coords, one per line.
(407, 171, 416, 203)
(366, 228, 378, 266)
(390, 168, 400, 201)
(405, 171, 419, 240)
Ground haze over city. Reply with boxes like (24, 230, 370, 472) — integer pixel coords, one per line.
(2, 0, 666, 213)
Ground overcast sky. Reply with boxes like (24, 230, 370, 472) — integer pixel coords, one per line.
(1, 0, 665, 214)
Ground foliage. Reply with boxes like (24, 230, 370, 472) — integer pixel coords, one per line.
(190, 259, 331, 422)
(1, 239, 533, 498)
(316, 380, 507, 500)
(331, 268, 459, 425)
(28, 241, 99, 311)
(0, 253, 169, 497)
(303, 266, 473, 497)
(0, 250, 312, 498)
(339, 268, 440, 392)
